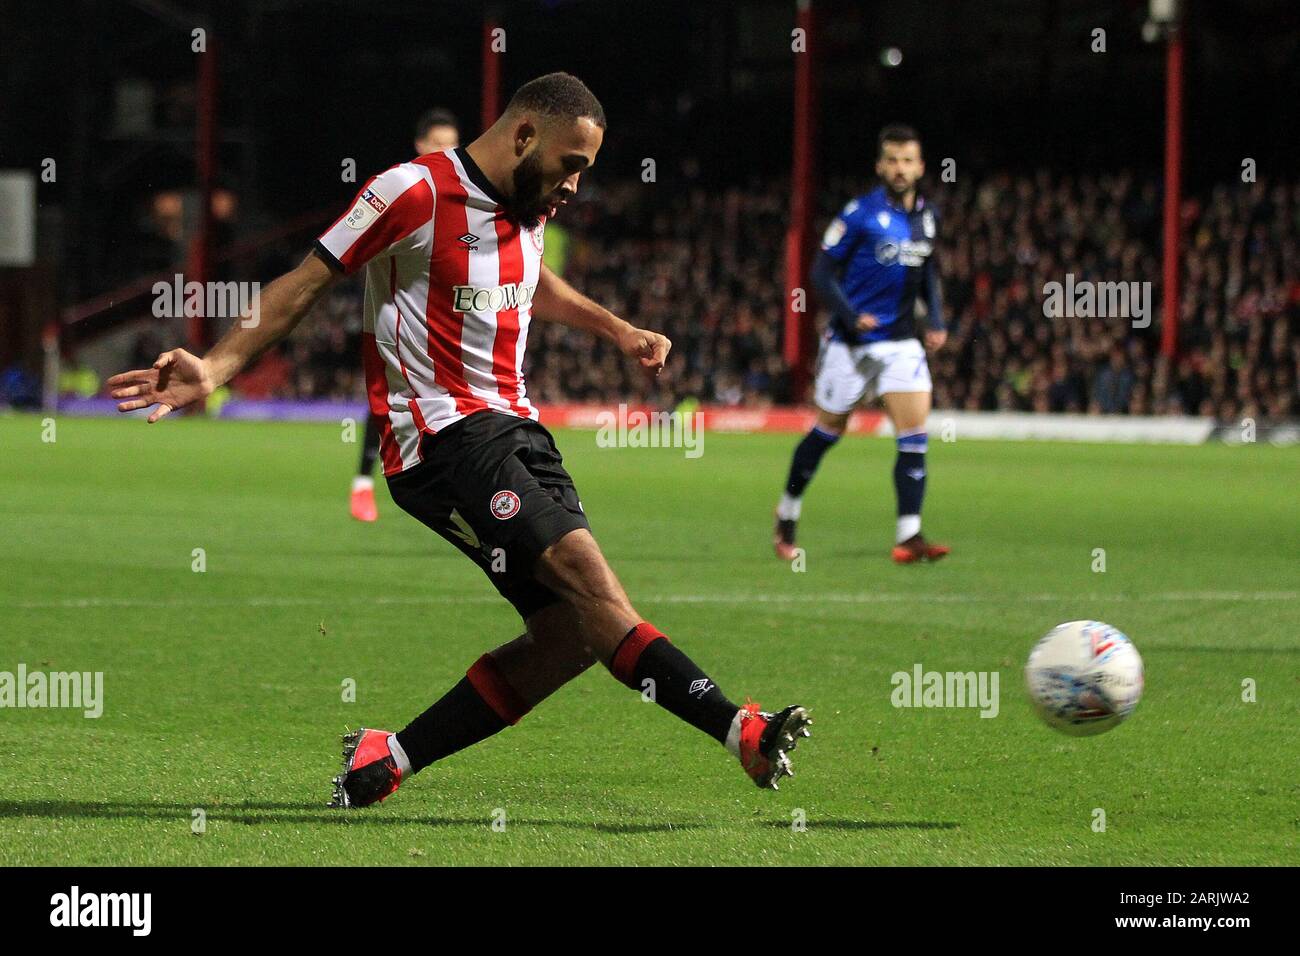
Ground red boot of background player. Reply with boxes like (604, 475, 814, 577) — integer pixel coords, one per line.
(350, 479, 379, 522)
(891, 534, 950, 564)
(773, 512, 799, 561)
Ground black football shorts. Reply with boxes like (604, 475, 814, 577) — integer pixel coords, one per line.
(386, 410, 590, 620)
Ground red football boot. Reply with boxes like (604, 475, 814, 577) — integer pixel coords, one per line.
(891, 533, 951, 564)
(773, 512, 800, 561)
(329, 728, 402, 808)
(349, 483, 378, 522)
(737, 701, 812, 790)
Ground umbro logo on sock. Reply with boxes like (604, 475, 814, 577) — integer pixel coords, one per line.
(689, 678, 714, 698)
(907, 468, 926, 481)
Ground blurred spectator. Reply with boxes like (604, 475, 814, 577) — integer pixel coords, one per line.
(254, 172, 1298, 422)
(1094, 345, 1135, 414)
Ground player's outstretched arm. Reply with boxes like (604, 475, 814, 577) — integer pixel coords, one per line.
(532, 263, 671, 375)
(922, 248, 947, 351)
(108, 251, 342, 422)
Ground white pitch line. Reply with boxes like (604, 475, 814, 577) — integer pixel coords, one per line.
(5, 590, 1297, 610)
(657, 590, 1299, 605)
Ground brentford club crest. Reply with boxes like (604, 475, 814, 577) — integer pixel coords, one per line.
(529, 223, 545, 253)
(490, 490, 521, 520)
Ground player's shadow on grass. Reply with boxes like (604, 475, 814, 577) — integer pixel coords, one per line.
(0, 800, 703, 834)
(761, 818, 959, 831)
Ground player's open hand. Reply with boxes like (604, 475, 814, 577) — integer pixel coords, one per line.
(621, 327, 673, 376)
(925, 329, 948, 351)
(107, 348, 214, 423)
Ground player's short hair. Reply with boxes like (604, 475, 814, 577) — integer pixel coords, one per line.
(505, 72, 606, 129)
(878, 124, 921, 156)
(415, 108, 459, 141)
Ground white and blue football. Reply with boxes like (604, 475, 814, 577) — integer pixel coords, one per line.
(1025, 621, 1144, 736)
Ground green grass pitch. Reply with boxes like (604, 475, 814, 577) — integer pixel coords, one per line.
(0, 412, 1296, 865)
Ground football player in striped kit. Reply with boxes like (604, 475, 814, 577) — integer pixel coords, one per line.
(109, 73, 811, 807)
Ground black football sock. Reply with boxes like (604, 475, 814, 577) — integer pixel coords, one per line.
(609, 623, 739, 744)
(395, 654, 530, 774)
(893, 429, 927, 539)
(783, 425, 840, 498)
(358, 416, 382, 477)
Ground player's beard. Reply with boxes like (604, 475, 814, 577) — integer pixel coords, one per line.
(505, 151, 550, 230)
(885, 177, 915, 201)
(883, 179, 915, 201)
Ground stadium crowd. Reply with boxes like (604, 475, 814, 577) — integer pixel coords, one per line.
(260, 172, 1299, 422)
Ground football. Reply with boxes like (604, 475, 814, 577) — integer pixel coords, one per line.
(1025, 621, 1145, 736)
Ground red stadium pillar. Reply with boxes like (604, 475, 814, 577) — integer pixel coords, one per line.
(481, 10, 502, 132)
(784, 0, 817, 400)
(1160, 25, 1184, 359)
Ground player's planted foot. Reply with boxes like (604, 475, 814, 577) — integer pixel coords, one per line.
(891, 533, 950, 564)
(735, 702, 812, 790)
(349, 478, 378, 522)
(329, 728, 403, 808)
(773, 512, 799, 561)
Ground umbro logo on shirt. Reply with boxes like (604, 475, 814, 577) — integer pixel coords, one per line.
(458, 233, 479, 249)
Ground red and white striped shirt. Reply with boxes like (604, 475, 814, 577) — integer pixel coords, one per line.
(316, 148, 544, 475)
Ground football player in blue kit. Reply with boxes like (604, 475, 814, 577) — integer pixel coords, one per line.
(775, 125, 950, 564)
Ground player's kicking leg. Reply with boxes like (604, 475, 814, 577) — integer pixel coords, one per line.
(349, 415, 383, 522)
(881, 388, 949, 563)
(532, 529, 811, 789)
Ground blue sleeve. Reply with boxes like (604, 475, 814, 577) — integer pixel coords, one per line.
(811, 250, 857, 323)
(923, 250, 944, 332)
(819, 199, 864, 262)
